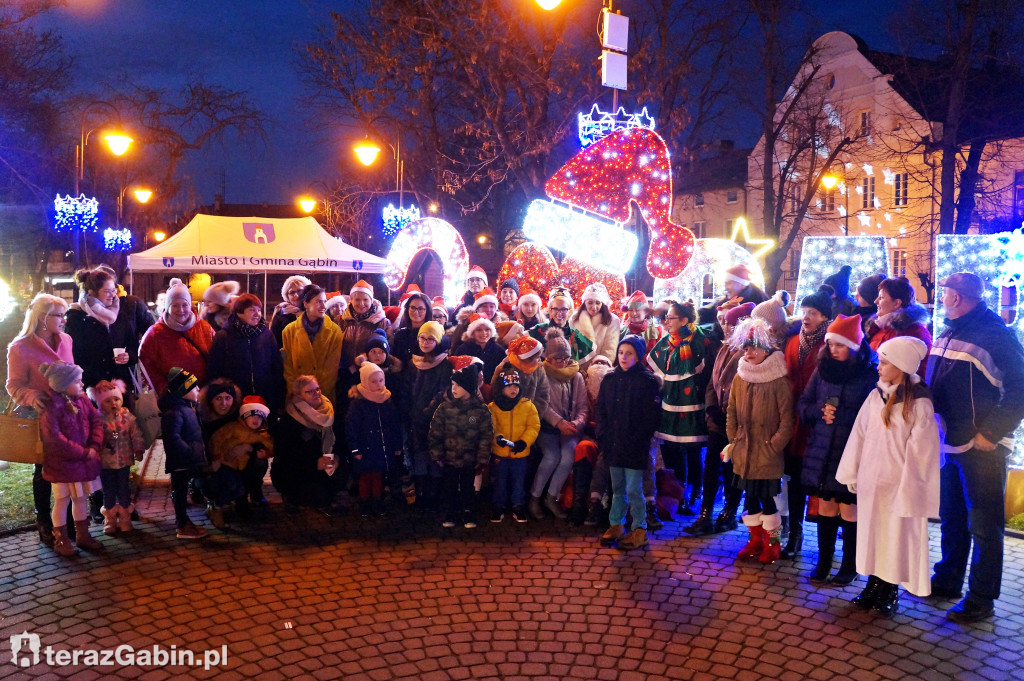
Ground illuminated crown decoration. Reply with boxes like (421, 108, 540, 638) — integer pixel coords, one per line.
(53, 194, 100, 232)
(577, 104, 655, 148)
(382, 203, 420, 238)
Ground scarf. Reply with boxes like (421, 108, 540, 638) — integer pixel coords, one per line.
(163, 308, 198, 333)
(345, 298, 385, 324)
(665, 326, 696, 363)
(412, 352, 448, 371)
(80, 292, 119, 327)
(499, 302, 516, 315)
(626, 319, 649, 336)
(286, 395, 335, 454)
(508, 353, 541, 375)
(736, 350, 788, 384)
(492, 391, 521, 412)
(230, 313, 267, 339)
(301, 313, 324, 345)
(543, 359, 580, 383)
(356, 384, 392, 404)
(798, 322, 828, 365)
(873, 311, 894, 329)
(817, 348, 874, 385)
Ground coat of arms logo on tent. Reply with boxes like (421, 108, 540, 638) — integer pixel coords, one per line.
(243, 222, 275, 244)
(162, 257, 174, 268)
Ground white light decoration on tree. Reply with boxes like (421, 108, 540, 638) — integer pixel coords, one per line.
(103, 227, 132, 251)
(521, 199, 638, 274)
(653, 238, 765, 307)
(0, 277, 15, 323)
(53, 194, 99, 232)
(577, 103, 655, 148)
(381, 203, 420, 238)
(383, 217, 470, 306)
(934, 231, 1024, 467)
(796, 235, 890, 304)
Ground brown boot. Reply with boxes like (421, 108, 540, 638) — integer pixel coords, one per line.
(101, 507, 119, 536)
(543, 494, 568, 520)
(118, 505, 135, 533)
(73, 520, 104, 551)
(618, 528, 648, 550)
(52, 525, 77, 557)
(600, 524, 625, 547)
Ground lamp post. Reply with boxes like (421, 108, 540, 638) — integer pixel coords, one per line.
(821, 172, 849, 235)
(354, 137, 403, 208)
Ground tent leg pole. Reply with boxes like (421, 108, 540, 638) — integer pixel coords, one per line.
(263, 271, 268, 312)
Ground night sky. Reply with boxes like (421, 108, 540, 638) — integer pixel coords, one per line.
(40, 0, 897, 206)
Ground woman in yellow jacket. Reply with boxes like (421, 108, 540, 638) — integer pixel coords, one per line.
(281, 285, 344, 405)
(488, 367, 540, 523)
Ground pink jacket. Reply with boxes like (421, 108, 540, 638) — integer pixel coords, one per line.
(40, 392, 104, 483)
(5, 333, 75, 408)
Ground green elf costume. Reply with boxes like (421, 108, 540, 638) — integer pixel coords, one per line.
(647, 321, 709, 445)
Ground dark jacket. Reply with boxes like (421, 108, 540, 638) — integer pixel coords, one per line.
(594, 363, 661, 469)
(798, 346, 878, 495)
(110, 294, 155, 387)
(926, 301, 1024, 452)
(208, 315, 285, 413)
(428, 392, 494, 467)
(159, 392, 206, 472)
(270, 305, 298, 349)
(65, 308, 118, 388)
(391, 324, 422, 369)
(455, 338, 506, 385)
(345, 391, 404, 475)
(270, 411, 336, 507)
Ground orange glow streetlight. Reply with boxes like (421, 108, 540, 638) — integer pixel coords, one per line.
(535, 0, 563, 9)
(354, 137, 404, 207)
(152, 230, 167, 243)
(354, 142, 382, 166)
(133, 188, 152, 203)
(299, 197, 317, 213)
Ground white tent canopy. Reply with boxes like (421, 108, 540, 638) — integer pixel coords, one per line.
(127, 214, 388, 273)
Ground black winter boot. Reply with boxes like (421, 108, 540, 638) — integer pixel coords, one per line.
(852, 575, 882, 610)
(684, 506, 715, 536)
(645, 501, 663, 531)
(809, 516, 838, 583)
(872, 581, 900, 618)
(780, 522, 803, 559)
(831, 520, 859, 585)
(714, 491, 741, 533)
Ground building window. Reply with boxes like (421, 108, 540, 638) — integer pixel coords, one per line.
(694, 193, 704, 207)
(725, 218, 734, 233)
(822, 188, 836, 212)
(1014, 170, 1024, 228)
(862, 177, 875, 210)
(858, 110, 872, 137)
(693, 221, 706, 239)
(891, 249, 908, 277)
(893, 172, 909, 207)
(726, 190, 738, 204)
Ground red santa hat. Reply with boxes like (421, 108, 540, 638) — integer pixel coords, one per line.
(431, 296, 449, 320)
(495, 320, 525, 345)
(239, 395, 270, 420)
(399, 284, 423, 304)
(517, 287, 543, 310)
(466, 266, 488, 284)
(824, 314, 864, 352)
(350, 279, 374, 298)
(507, 335, 543, 374)
(621, 289, 649, 312)
(472, 287, 499, 310)
(466, 313, 496, 338)
(724, 264, 753, 287)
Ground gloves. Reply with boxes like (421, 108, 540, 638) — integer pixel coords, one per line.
(512, 440, 527, 453)
(496, 435, 513, 449)
(847, 483, 857, 494)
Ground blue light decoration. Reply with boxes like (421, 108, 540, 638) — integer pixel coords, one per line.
(577, 103, 655, 148)
(53, 194, 100, 232)
(934, 231, 1024, 467)
(103, 227, 132, 251)
(381, 203, 420, 238)
(796, 235, 890, 304)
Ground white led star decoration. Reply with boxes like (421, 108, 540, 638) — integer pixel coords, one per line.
(577, 104, 656, 148)
(53, 194, 99, 232)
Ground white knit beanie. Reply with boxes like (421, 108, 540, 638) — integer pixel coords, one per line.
(877, 336, 928, 376)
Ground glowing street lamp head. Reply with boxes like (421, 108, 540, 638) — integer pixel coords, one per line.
(133, 189, 152, 204)
(104, 134, 133, 156)
(536, 0, 563, 9)
(153, 231, 167, 242)
(821, 174, 838, 190)
(428, 202, 439, 214)
(354, 142, 382, 166)
(299, 197, 317, 213)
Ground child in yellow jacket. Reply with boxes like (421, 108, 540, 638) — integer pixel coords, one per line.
(208, 396, 274, 527)
(488, 367, 540, 523)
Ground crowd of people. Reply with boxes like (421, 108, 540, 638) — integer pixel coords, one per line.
(5, 262, 1023, 626)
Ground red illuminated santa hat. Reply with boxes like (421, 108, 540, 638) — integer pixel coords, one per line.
(431, 296, 449, 320)
(350, 279, 374, 298)
(824, 314, 864, 352)
(724, 264, 753, 287)
(239, 395, 270, 420)
(472, 287, 499, 310)
(466, 266, 488, 285)
(621, 290, 650, 312)
(399, 284, 423, 305)
(466, 313, 497, 339)
(517, 287, 543, 310)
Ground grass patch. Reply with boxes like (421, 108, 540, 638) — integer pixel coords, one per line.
(0, 462, 36, 532)
(1009, 513, 1024, 533)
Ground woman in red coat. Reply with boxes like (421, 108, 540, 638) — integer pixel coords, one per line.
(865, 276, 932, 378)
(139, 278, 215, 395)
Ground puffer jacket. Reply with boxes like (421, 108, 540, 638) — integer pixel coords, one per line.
(208, 315, 285, 413)
(927, 301, 1024, 452)
(455, 338, 507, 386)
(798, 347, 878, 495)
(489, 358, 550, 419)
(866, 303, 932, 377)
(428, 393, 494, 467)
(594, 363, 662, 469)
(139, 316, 216, 395)
(488, 397, 540, 459)
(345, 389, 404, 475)
(159, 392, 207, 472)
(210, 419, 274, 471)
(335, 300, 393, 373)
(40, 392, 104, 483)
(541, 361, 588, 433)
(726, 351, 794, 481)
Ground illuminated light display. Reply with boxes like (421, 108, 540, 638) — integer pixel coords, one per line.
(521, 199, 638, 274)
(0, 277, 14, 323)
(728, 217, 774, 259)
(381, 203, 420, 238)
(497, 243, 626, 305)
(558, 256, 626, 304)
(653, 239, 766, 306)
(934, 231, 1024, 467)
(577, 103, 655, 148)
(795, 236, 890, 305)
(383, 217, 469, 306)
(103, 228, 132, 251)
(544, 127, 696, 279)
(53, 194, 99, 232)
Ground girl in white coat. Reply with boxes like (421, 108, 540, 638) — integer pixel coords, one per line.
(570, 283, 621, 369)
(835, 336, 940, 617)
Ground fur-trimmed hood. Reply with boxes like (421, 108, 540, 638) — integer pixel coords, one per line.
(871, 302, 931, 331)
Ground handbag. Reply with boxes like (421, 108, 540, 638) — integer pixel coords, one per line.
(0, 398, 44, 465)
(131, 363, 162, 447)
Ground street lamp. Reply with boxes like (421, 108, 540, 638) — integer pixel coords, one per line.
(353, 137, 404, 207)
(820, 172, 849, 235)
(76, 102, 132, 196)
(535, 0, 562, 9)
(133, 189, 152, 204)
(298, 197, 317, 213)
(117, 186, 152, 229)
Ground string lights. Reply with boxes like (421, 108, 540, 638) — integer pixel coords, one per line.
(544, 127, 695, 279)
(577, 103, 655, 148)
(498, 242, 626, 305)
(103, 227, 132, 251)
(381, 203, 420, 238)
(383, 217, 470, 306)
(654, 239, 766, 307)
(521, 199, 638, 274)
(53, 194, 99, 232)
(795, 235, 890, 304)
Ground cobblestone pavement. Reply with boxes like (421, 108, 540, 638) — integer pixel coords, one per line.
(1, 443, 1022, 681)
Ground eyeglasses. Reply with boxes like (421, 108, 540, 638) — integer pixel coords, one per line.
(549, 307, 570, 313)
(304, 387, 322, 395)
(46, 313, 66, 319)
(409, 306, 428, 312)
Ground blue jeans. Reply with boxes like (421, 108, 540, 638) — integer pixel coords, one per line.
(531, 432, 578, 498)
(492, 456, 528, 509)
(933, 447, 1008, 604)
(609, 466, 646, 532)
